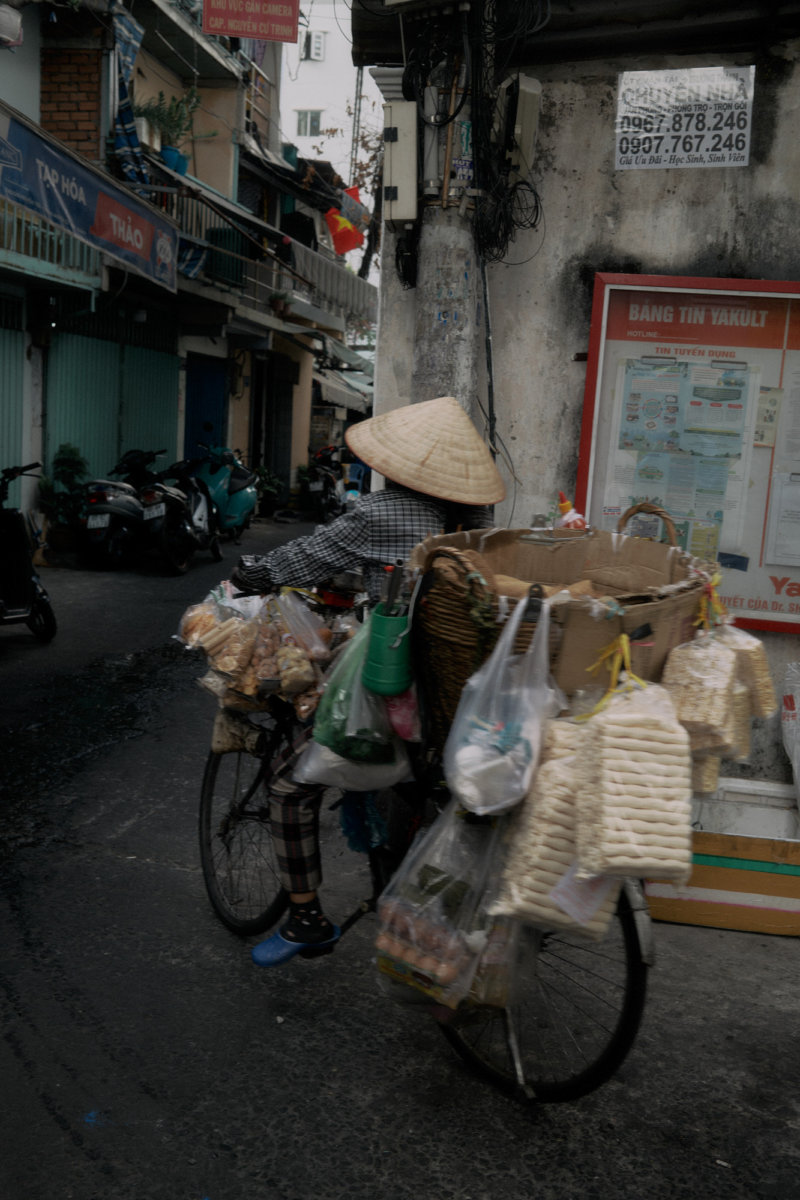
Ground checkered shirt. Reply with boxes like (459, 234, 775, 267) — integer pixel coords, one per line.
(236, 486, 453, 603)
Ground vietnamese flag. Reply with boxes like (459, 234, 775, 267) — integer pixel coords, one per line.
(325, 207, 364, 255)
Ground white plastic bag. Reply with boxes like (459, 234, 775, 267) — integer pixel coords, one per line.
(292, 738, 412, 790)
(443, 597, 564, 815)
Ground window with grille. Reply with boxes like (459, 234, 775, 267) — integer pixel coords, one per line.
(296, 110, 322, 137)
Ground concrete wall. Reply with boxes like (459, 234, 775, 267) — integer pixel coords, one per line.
(373, 41, 800, 790)
(1, 6, 41, 120)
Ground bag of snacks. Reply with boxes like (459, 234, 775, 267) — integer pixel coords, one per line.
(713, 622, 778, 719)
(661, 633, 739, 755)
(575, 684, 692, 884)
(274, 589, 333, 662)
(375, 798, 507, 1009)
(490, 720, 621, 940)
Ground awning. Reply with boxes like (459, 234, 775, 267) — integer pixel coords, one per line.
(0, 99, 178, 292)
(313, 369, 372, 414)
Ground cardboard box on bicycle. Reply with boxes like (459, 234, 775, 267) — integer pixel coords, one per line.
(410, 526, 708, 697)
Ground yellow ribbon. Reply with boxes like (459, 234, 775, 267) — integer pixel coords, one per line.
(576, 633, 648, 719)
(694, 571, 727, 631)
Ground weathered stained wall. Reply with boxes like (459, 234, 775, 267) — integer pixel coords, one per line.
(492, 45, 800, 522)
(373, 41, 800, 787)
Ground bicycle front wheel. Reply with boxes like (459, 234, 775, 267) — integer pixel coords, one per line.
(439, 886, 648, 1103)
(199, 749, 288, 935)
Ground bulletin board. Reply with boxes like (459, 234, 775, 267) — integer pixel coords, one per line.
(576, 273, 800, 633)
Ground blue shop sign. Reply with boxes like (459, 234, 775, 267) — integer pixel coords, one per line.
(0, 106, 177, 291)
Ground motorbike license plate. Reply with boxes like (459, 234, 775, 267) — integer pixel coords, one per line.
(87, 513, 110, 529)
(143, 503, 166, 520)
(309, 481, 323, 492)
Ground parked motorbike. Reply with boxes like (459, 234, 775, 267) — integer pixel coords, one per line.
(190, 442, 257, 543)
(0, 463, 57, 641)
(80, 448, 165, 567)
(139, 456, 223, 574)
(308, 444, 347, 523)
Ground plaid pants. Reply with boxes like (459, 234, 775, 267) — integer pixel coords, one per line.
(267, 726, 325, 892)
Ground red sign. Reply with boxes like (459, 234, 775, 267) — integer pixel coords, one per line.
(90, 192, 154, 261)
(202, 0, 299, 41)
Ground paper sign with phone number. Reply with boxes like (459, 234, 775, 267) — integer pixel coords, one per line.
(615, 66, 755, 171)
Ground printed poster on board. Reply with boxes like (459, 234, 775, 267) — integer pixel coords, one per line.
(578, 275, 800, 632)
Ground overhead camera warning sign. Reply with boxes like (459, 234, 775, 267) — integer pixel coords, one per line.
(615, 66, 755, 171)
(202, 0, 299, 41)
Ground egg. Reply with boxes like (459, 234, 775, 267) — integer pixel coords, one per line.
(435, 961, 459, 984)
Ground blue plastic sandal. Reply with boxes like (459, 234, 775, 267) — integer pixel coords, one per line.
(251, 926, 341, 967)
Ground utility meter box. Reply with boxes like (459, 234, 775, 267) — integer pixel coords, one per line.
(382, 101, 418, 227)
(497, 74, 542, 183)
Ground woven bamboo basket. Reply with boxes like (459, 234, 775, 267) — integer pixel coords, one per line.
(413, 546, 551, 752)
(412, 506, 712, 753)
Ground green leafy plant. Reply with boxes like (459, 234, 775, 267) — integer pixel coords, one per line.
(133, 88, 215, 149)
(253, 466, 283, 498)
(37, 442, 89, 529)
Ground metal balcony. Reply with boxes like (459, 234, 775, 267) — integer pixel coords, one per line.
(157, 185, 377, 327)
(0, 198, 102, 290)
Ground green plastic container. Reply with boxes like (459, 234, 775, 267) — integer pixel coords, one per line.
(362, 602, 413, 696)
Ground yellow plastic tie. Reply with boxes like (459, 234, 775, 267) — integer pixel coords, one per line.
(578, 634, 647, 718)
(694, 571, 727, 631)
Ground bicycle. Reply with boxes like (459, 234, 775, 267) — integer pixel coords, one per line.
(198, 689, 653, 1105)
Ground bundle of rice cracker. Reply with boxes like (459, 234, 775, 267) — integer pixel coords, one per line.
(575, 684, 692, 885)
(490, 718, 622, 941)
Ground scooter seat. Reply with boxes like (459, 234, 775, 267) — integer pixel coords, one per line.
(229, 468, 256, 493)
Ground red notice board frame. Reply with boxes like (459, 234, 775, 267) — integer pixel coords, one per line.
(576, 273, 800, 634)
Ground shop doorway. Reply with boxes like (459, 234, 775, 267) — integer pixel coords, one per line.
(184, 354, 227, 458)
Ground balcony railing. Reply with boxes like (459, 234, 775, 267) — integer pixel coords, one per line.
(160, 188, 377, 325)
(0, 188, 378, 329)
(0, 198, 102, 287)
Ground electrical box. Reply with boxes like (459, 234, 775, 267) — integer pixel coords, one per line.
(382, 101, 418, 227)
(497, 74, 542, 182)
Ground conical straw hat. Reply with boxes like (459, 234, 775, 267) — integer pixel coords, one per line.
(345, 396, 505, 505)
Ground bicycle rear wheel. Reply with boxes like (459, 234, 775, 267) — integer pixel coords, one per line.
(199, 748, 288, 935)
(439, 886, 648, 1103)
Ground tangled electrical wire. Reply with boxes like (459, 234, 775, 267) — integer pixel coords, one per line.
(392, 0, 549, 272)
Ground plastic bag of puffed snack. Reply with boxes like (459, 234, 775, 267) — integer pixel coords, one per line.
(178, 602, 220, 647)
(274, 589, 333, 662)
(201, 615, 259, 677)
(713, 621, 778, 719)
(207, 578, 270, 621)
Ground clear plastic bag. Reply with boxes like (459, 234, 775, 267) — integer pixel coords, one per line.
(443, 597, 564, 815)
(661, 632, 739, 755)
(274, 589, 332, 662)
(782, 663, 800, 814)
(575, 683, 693, 884)
(490, 737, 622, 941)
(713, 622, 778, 719)
(375, 798, 508, 1009)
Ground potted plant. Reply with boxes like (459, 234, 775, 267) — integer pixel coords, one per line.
(133, 88, 215, 174)
(37, 442, 89, 551)
(253, 466, 284, 517)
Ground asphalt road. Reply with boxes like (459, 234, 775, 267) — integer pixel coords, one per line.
(1, 519, 800, 1200)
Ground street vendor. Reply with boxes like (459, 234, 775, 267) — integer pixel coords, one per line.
(230, 394, 506, 967)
